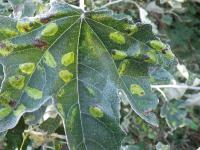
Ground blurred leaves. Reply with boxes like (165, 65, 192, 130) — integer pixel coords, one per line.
(156, 142, 170, 150)
(161, 100, 198, 131)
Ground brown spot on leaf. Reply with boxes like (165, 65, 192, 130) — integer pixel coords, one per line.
(33, 39, 48, 49)
(9, 100, 17, 108)
(40, 14, 54, 24)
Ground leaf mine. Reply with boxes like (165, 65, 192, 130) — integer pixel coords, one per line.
(17, 18, 35, 33)
(130, 84, 145, 96)
(19, 63, 35, 75)
(111, 50, 127, 60)
(0, 106, 12, 120)
(89, 106, 104, 118)
(0, 28, 18, 37)
(149, 40, 166, 52)
(59, 70, 73, 83)
(8, 75, 25, 90)
(124, 24, 138, 36)
(25, 87, 43, 100)
(0, 40, 16, 56)
(143, 51, 157, 64)
(13, 104, 26, 116)
(109, 31, 126, 45)
(0, 91, 11, 105)
(41, 23, 58, 37)
(43, 51, 57, 68)
(118, 59, 130, 76)
(61, 52, 75, 66)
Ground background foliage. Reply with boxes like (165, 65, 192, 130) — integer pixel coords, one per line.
(0, 0, 200, 150)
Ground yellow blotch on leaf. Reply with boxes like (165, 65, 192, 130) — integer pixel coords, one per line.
(43, 50, 57, 68)
(8, 75, 25, 90)
(67, 107, 78, 131)
(109, 32, 125, 45)
(0, 106, 12, 120)
(149, 40, 166, 51)
(89, 106, 104, 118)
(61, 52, 75, 66)
(165, 50, 175, 60)
(130, 84, 145, 96)
(41, 23, 58, 37)
(0, 91, 11, 105)
(91, 14, 107, 21)
(124, 24, 138, 36)
(0, 28, 18, 37)
(17, 18, 33, 33)
(57, 88, 65, 98)
(25, 87, 43, 100)
(0, 40, 16, 56)
(59, 70, 73, 83)
(118, 59, 130, 76)
(143, 51, 157, 64)
(13, 104, 26, 116)
(87, 87, 95, 96)
(111, 50, 127, 60)
(19, 62, 35, 75)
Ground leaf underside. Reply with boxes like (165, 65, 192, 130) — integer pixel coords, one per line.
(0, 2, 175, 150)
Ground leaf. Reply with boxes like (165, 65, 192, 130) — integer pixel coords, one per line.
(149, 67, 174, 84)
(184, 93, 200, 106)
(4, 118, 26, 150)
(39, 115, 62, 134)
(0, 1, 175, 149)
(160, 100, 189, 131)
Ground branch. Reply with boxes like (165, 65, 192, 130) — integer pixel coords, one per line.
(151, 84, 200, 90)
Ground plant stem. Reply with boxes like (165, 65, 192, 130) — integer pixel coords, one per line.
(101, 0, 139, 8)
(24, 130, 66, 140)
(80, 0, 85, 11)
(151, 84, 200, 90)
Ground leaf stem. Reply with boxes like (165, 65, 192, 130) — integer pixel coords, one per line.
(151, 84, 200, 90)
(154, 87, 168, 101)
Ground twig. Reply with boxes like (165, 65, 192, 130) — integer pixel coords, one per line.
(151, 84, 200, 90)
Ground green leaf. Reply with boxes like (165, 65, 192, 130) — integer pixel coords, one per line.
(39, 115, 62, 134)
(4, 118, 26, 150)
(149, 67, 174, 84)
(0, 1, 175, 149)
(161, 100, 188, 131)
